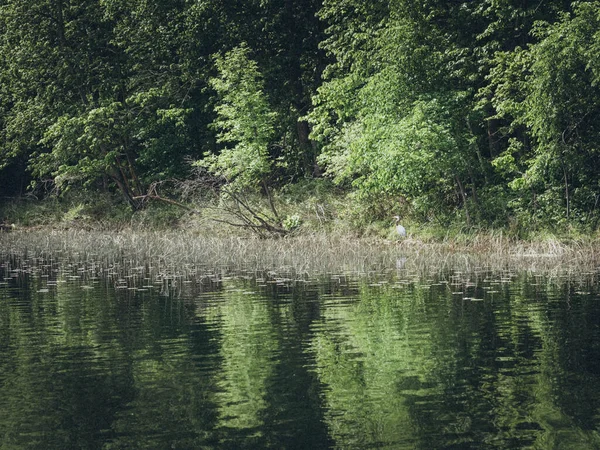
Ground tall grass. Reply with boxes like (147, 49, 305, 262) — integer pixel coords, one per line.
(1, 229, 599, 280)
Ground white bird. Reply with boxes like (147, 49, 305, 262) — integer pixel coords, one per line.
(393, 216, 406, 237)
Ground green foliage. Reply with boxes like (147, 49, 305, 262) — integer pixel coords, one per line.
(487, 2, 600, 227)
(310, 0, 484, 223)
(2, 0, 600, 234)
(199, 44, 278, 189)
(130, 202, 185, 230)
(63, 203, 89, 223)
(0, 0, 207, 208)
(0, 197, 63, 227)
(320, 100, 462, 200)
(0, 190, 133, 228)
(275, 179, 346, 232)
(308, 0, 600, 232)
(282, 214, 301, 231)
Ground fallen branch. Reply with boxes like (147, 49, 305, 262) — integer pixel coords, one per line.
(223, 188, 287, 236)
(133, 194, 201, 214)
(135, 181, 288, 238)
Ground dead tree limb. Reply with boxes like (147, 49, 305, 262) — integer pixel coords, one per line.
(135, 180, 288, 237)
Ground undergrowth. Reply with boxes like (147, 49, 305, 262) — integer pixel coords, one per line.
(1, 180, 599, 245)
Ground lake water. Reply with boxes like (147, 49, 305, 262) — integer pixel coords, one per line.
(1, 253, 600, 449)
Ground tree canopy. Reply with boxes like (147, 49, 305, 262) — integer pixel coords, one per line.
(1, 0, 600, 231)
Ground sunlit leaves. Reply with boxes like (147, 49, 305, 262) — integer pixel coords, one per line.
(200, 44, 278, 188)
(487, 3, 600, 223)
(310, 0, 481, 220)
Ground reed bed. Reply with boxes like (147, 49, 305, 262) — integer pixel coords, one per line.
(1, 230, 599, 280)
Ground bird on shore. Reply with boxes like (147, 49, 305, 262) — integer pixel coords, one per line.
(393, 216, 406, 237)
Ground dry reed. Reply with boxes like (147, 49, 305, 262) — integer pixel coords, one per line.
(1, 230, 599, 280)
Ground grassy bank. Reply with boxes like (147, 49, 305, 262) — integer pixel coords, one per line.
(2, 185, 600, 250)
(2, 186, 600, 277)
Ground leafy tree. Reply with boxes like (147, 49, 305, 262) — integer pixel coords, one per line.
(0, 0, 112, 190)
(0, 0, 325, 208)
(309, 0, 600, 230)
(216, 0, 326, 181)
(0, 0, 220, 208)
(200, 44, 278, 190)
(488, 2, 600, 226)
(309, 0, 485, 223)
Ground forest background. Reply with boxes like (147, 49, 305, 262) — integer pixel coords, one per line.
(1, 0, 600, 239)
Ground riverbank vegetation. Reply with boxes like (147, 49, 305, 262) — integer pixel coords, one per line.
(2, 1, 600, 239)
(2, 228, 600, 280)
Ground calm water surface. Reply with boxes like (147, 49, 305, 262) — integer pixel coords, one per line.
(1, 256, 600, 449)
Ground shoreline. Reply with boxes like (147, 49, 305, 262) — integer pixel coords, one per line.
(1, 228, 599, 277)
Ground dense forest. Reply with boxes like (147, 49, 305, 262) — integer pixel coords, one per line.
(1, 0, 600, 232)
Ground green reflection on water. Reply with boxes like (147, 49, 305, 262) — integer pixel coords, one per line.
(1, 264, 600, 449)
(308, 276, 600, 449)
(214, 286, 280, 436)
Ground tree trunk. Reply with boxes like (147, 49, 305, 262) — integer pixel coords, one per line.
(564, 167, 570, 220)
(110, 162, 141, 211)
(456, 176, 471, 226)
(487, 117, 499, 158)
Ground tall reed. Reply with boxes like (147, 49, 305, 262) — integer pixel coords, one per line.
(1, 230, 599, 280)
